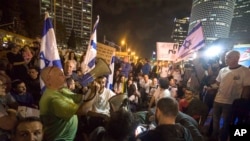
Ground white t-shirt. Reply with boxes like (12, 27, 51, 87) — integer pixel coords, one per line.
(160, 66, 169, 78)
(215, 66, 250, 104)
(153, 87, 171, 104)
(139, 79, 152, 93)
(92, 88, 116, 116)
(172, 70, 182, 83)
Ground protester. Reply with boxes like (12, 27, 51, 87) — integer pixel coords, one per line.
(141, 58, 151, 75)
(148, 78, 171, 109)
(120, 56, 132, 78)
(6, 43, 28, 81)
(0, 74, 17, 141)
(212, 50, 250, 141)
(64, 60, 79, 80)
(176, 111, 204, 141)
(0, 60, 12, 95)
(159, 61, 170, 79)
(139, 74, 152, 107)
(179, 87, 208, 124)
(113, 74, 127, 94)
(12, 117, 43, 141)
(231, 85, 250, 125)
(137, 97, 193, 141)
(25, 66, 41, 106)
(21, 45, 33, 68)
(64, 51, 78, 71)
(127, 78, 140, 112)
(10, 80, 36, 108)
(89, 109, 138, 141)
(39, 66, 99, 141)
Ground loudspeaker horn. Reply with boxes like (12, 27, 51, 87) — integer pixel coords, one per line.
(80, 58, 111, 87)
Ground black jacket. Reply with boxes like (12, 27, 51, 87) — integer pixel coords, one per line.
(137, 123, 193, 141)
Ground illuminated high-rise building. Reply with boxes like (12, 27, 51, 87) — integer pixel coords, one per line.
(41, 0, 92, 49)
(171, 17, 190, 48)
(189, 0, 235, 45)
(230, 0, 250, 40)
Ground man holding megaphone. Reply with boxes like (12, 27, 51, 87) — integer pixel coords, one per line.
(39, 66, 100, 141)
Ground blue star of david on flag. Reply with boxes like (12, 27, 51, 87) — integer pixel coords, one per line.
(40, 52, 50, 67)
(177, 22, 205, 58)
(39, 12, 63, 90)
(183, 39, 192, 49)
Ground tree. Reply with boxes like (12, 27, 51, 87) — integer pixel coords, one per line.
(67, 29, 76, 50)
(55, 21, 67, 46)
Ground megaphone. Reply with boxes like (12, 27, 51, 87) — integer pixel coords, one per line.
(80, 58, 111, 87)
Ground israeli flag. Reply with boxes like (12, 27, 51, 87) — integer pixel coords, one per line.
(81, 16, 99, 73)
(39, 12, 63, 89)
(107, 53, 115, 89)
(177, 22, 205, 59)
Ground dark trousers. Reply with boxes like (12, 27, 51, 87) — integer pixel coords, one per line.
(212, 102, 232, 141)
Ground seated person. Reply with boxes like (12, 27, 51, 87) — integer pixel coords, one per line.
(12, 116, 43, 141)
(127, 79, 140, 112)
(137, 97, 193, 141)
(168, 76, 178, 98)
(88, 76, 116, 117)
(80, 76, 116, 135)
(113, 74, 127, 95)
(176, 111, 204, 141)
(231, 85, 250, 125)
(179, 87, 208, 125)
(10, 80, 36, 108)
(148, 78, 171, 109)
(89, 109, 138, 141)
(0, 74, 17, 141)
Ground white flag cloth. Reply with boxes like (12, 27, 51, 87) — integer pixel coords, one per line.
(81, 16, 99, 73)
(107, 53, 115, 89)
(177, 22, 205, 59)
(39, 12, 63, 90)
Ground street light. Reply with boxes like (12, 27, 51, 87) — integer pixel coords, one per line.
(121, 40, 127, 52)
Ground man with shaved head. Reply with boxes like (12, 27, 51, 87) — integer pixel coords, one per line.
(39, 66, 99, 141)
(211, 50, 250, 141)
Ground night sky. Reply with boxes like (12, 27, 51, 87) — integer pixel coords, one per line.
(93, 0, 193, 58)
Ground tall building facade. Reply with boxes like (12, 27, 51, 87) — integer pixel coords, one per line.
(230, 0, 250, 40)
(189, 0, 235, 45)
(171, 17, 190, 48)
(41, 0, 92, 49)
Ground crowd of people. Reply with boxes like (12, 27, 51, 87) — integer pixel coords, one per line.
(0, 40, 250, 141)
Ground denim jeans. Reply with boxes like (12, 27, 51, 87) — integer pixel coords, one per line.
(212, 102, 232, 141)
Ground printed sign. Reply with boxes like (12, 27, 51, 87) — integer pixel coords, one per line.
(97, 43, 116, 64)
(233, 44, 250, 67)
(156, 42, 179, 61)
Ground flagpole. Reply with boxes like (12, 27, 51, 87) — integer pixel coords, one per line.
(54, 0, 56, 33)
